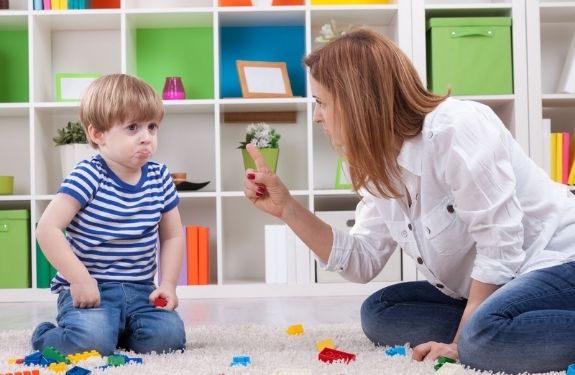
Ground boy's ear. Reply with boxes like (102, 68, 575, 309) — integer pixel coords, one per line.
(87, 124, 104, 146)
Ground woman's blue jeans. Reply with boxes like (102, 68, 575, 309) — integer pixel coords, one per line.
(361, 262, 575, 374)
(31, 282, 186, 356)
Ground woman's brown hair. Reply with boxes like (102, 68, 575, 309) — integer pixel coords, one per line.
(304, 28, 446, 198)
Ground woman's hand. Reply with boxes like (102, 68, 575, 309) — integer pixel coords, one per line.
(243, 144, 292, 219)
(412, 341, 458, 362)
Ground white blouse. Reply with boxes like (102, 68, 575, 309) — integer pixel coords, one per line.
(322, 98, 575, 299)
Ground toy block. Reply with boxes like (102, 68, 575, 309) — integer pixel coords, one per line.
(32, 371, 40, 375)
(107, 354, 126, 366)
(48, 362, 68, 372)
(567, 363, 575, 375)
(125, 356, 143, 364)
(316, 338, 335, 352)
(42, 346, 71, 364)
(272, 368, 312, 375)
(318, 347, 356, 364)
(435, 363, 467, 375)
(385, 345, 406, 356)
(67, 350, 101, 364)
(153, 296, 167, 307)
(23, 351, 43, 366)
(230, 355, 251, 367)
(434, 356, 456, 371)
(286, 324, 304, 335)
(65, 366, 91, 375)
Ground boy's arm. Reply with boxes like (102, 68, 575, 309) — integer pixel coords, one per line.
(152, 206, 185, 309)
(36, 193, 100, 308)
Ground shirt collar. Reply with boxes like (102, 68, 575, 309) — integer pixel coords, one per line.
(397, 132, 423, 177)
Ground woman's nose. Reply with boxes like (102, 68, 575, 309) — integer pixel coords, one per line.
(312, 105, 323, 124)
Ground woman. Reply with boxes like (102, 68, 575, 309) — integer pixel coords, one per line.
(243, 28, 575, 374)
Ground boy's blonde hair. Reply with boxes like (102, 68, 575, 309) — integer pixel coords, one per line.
(80, 74, 164, 148)
(304, 28, 446, 199)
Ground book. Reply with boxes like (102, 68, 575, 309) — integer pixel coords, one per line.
(176, 227, 187, 285)
(562, 132, 570, 184)
(186, 225, 199, 285)
(43, 0, 51, 10)
(265, 225, 288, 284)
(557, 32, 575, 94)
(198, 226, 210, 285)
(551, 133, 558, 182)
(542, 119, 551, 176)
(33, 0, 43, 10)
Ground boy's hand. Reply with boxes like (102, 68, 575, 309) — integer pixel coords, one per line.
(150, 285, 178, 310)
(70, 277, 100, 308)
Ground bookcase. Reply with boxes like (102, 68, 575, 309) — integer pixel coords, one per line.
(526, 0, 575, 192)
(0, 0, 534, 302)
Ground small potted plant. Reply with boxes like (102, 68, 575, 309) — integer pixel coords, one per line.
(53, 121, 95, 176)
(238, 122, 281, 173)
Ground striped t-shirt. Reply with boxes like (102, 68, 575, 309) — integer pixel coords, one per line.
(50, 154, 179, 293)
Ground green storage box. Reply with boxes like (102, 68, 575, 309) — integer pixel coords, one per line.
(427, 17, 513, 95)
(0, 209, 30, 288)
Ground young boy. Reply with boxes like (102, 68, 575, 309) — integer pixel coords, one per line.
(33, 74, 186, 355)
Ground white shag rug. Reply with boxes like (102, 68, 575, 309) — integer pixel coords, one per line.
(0, 324, 565, 375)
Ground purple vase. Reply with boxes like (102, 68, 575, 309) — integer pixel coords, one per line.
(162, 76, 186, 100)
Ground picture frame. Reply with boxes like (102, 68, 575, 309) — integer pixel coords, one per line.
(236, 60, 293, 98)
(335, 158, 352, 189)
(55, 73, 101, 102)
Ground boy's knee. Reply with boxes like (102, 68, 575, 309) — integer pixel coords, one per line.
(61, 309, 119, 355)
(129, 312, 186, 353)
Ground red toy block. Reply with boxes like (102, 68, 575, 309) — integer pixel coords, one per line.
(153, 296, 167, 307)
(318, 347, 356, 364)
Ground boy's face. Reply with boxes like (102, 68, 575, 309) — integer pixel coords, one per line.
(90, 119, 160, 171)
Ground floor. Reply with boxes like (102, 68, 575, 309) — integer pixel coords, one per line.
(0, 295, 366, 331)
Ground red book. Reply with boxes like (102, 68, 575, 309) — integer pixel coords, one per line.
(198, 226, 210, 285)
(90, 0, 119, 8)
(186, 225, 199, 285)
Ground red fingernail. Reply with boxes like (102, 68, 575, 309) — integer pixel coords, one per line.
(256, 191, 263, 197)
(247, 173, 255, 180)
(257, 186, 265, 193)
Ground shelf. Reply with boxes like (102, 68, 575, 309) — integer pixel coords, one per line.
(542, 93, 575, 107)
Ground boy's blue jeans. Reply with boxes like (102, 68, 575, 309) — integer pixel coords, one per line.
(31, 282, 186, 356)
(361, 262, 575, 374)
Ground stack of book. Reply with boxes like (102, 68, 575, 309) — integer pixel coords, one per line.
(33, 0, 119, 10)
(549, 130, 575, 185)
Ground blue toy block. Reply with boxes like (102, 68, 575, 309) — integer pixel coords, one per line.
(23, 351, 43, 366)
(567, 363, 575, 375)
(230, 355, 251, 367)
(66, 366, 91, 375)
(385, 345, 406, 356)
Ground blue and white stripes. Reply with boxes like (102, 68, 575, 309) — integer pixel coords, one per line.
(51, 155, 179, 293)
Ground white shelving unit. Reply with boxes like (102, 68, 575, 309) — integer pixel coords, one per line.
(526, 0, 575, 192)
(0, 0, 535, 302)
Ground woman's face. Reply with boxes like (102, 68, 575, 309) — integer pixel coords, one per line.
(310, 76, 341, 146)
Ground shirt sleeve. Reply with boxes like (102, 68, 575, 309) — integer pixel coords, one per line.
(58, 160, 100, 207)
(320, 193, 398, 283)
(432, 105, 525, 285)
(160, 164, 180, 213)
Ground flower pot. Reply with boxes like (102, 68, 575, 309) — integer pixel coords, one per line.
(242, 148, 279, 173)
(0, 176, 14, 195)
(58, 143, 96, 177)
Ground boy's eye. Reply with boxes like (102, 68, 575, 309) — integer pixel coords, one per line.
(127, 123, 138, 131)
(148, 123, 159, 131)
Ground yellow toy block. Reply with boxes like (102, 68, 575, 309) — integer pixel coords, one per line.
(316, 338, 335, 351)
(48, 362, 67, 372)
(286, 324, 304, 335)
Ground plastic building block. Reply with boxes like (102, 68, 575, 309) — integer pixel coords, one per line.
(434, 356, 456, 371)
(286, 324, 304, 336)
(272, 368, 312, 375)
(230, 355, 251, 367)
(567, 363, 575, 375)
(67, 350, 101, 364)
(435, 363, 468, 375)
(125, 356, 143, 364)
(316, 338, 335, 352)
(23, 351, 44, 366)
(66, 366, 91, 375)
(48, 362, 68, 372)
(385, 345, 406, 356)
(318, 347, 356, 364)
(107, 354, 126, 366)
(153, 296, 167, 307)
(42, 346, 71, 364)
